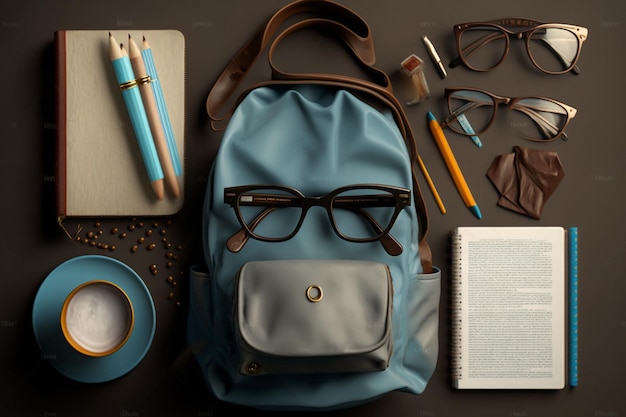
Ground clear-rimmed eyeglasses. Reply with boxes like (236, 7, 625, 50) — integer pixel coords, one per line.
(449, 18, 588, 75)
(441, 87, 577, 142)
(224, 184, 411, 256)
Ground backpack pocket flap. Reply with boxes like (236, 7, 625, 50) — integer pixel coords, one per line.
(235, 259, 393, 375)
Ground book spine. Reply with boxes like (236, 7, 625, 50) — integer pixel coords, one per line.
(450, 231, 463, 383)
(54, 31, 68, 220)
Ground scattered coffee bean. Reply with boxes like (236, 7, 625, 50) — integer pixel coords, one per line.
(72, 217, 185, 308)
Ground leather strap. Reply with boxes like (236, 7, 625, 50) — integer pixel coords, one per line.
(206, 0, 433, 272)
(206, 0, 376, 122)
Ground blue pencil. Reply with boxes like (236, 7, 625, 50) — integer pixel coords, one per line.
(141, 36, 182, 177)
(108, 33, 164, 200)
(568, 226, 579, 387)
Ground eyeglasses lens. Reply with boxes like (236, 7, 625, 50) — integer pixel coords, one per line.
(331, 188, 399, 240)
(236, 188, 303, 240)
(458, 26, 508, 71)
(528, 27, 580, 73)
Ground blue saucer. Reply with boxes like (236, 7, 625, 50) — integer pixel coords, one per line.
(32, 255, 156, 383)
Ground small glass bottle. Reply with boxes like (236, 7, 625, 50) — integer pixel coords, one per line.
(400, 54, 430, 105)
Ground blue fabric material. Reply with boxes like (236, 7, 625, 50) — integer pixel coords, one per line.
(188, 84, 440, 410)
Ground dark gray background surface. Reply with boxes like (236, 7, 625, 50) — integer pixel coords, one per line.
(1, 0, 624, 416)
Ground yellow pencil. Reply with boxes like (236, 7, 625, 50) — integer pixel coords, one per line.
(427, 112, 482, 219)
(417, 154, 446, 214)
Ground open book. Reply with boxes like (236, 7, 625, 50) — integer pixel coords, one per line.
(450, 226, 574, 389)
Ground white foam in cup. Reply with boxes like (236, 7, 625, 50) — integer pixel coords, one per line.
(61, 280, 134, 357)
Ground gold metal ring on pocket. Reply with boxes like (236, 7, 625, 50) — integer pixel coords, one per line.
(306, 285, 323, 302)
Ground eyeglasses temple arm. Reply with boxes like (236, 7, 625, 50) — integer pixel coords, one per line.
(450, 31, 507, 68)
(332, 194, 399, 208)
(441, 99, 491, 128)
(511, 103, 570, 140)
(345, 207, 403, 256)
(226, 206, 280, 253)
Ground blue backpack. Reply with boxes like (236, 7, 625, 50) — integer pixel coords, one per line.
(187, 0, 441, 410)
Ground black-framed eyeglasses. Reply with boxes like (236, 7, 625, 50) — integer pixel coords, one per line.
(450, 18, 588, 75)
(224, 184, 411, 256)
(441, 87, 577, 142)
